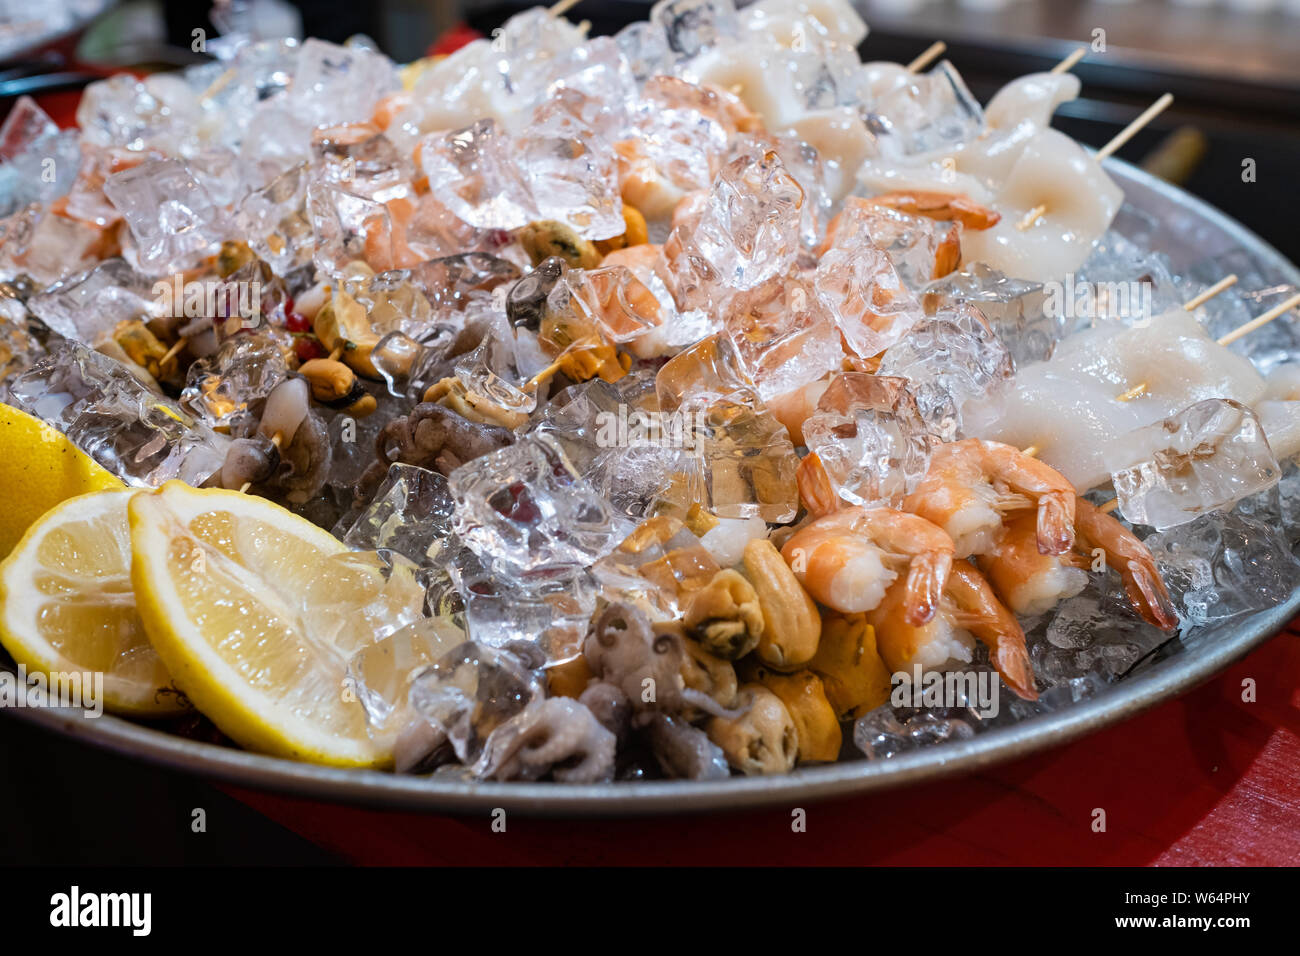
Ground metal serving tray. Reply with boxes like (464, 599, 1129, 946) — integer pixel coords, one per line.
(3, 158, 1298, 816)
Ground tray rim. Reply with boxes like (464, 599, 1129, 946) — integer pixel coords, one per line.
(4, 156, 1299, 817)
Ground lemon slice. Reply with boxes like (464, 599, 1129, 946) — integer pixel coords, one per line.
(128, 481, 417, 767)
(0, 489, 183, 715)
(0, 404, 123, 559)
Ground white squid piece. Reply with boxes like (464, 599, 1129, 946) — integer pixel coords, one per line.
(959, 128, 1123, 283)
(963, 309, 1270, 490)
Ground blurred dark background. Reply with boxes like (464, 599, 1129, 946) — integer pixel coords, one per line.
(1, 0, 1298, 864)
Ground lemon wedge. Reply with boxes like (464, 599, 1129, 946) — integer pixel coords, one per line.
(0, 404, 123, 559)
(128, 481, 419, 767)
(0, 489, 183, 715)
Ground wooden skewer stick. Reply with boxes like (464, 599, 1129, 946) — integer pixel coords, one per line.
(548, 0, 582, 17)
(1100, 499, 1120, 514)
(1096, 93, 1174, 162)
(1216, 291, 1300, 347)
(1051, 46, 1087, 75)
(159, 336, 188, 368)
(1183, 274, 1239, 312)
(1016, 205, 1048, 231)
(238, 432, 283, 494)
(906, 41, 947, 73)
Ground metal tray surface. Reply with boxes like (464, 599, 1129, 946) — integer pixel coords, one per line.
(4, 157, 1298, 816)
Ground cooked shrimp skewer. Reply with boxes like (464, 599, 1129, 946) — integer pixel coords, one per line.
(978, 498, 1177, 629)
(780, 506, 955, 624)
(904, 439, 1076, 559)
(869, 563, 1037, 701)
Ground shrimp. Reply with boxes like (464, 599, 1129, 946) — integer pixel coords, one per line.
(816, 196, 961, 280)
(615, 139, 687, 223)
(863, 190, 1002, 231)
(768, 377, 831, 446)
(978, 499, 1177, 629)
(869, 563, 1037, 701)
(780, 506, 955, 624)
(363, 196, 427, 271)
(904, 439, 1076, 559)
(1074, 498, 1177, 630)
(796, 451, 839, 519)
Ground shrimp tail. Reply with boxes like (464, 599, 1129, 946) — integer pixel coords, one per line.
(903, 551, 953, 626)
(991, 640, 1038, 701)
(948, 564, 1038, 700)
(1036, 492, 1076, 556)
(1073, 497, 1178, 631)
(1123, 560, 1179, 631)
(797, 452, 840, 520)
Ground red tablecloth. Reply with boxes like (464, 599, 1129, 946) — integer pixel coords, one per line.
(224, 628, 1300, 866)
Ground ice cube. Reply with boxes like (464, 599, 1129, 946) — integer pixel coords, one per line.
(459, 565, 596, 666)
(104, 158, 232, 275)
(693, 399, 800, 522)
(27, 258, 162, 344)
(448, 433, 617, 578)
(1107, 399, 1282, 530)
(0, 97, 80, 217)
(311, 124, 413, 204)
(677, 150, 804, 293)
(627, 76, 733, 203)
(650, 0, 742, 58)
(723, 274, 843, 400)
(408, 640, 544, 773)
(851, 704, 909, 759)
(518, 103, 624, 240)
(1074, 229, 1185, 330)
(6, 338, 229, 486)
(1031, 573, 1174, 683)
(340, 463, 456, 566)
(879, 304, 1015, 441)
(869, 60, 984, 158)
(615, 20, 674, 84)
(593, 515, 721, 619)
(532, 376, 678, 522)
(180, 333, 289, 431)
(307, 182, 390, 277)
(655, 332, 756, 412)
(560, 265, 664, 345)
(923, 262, 1058, 365)
(76, 75, 176, 152)
(289, 38, 397, 129)
(346, 617, 466, 747)
(299, 550, 426, 651)
(802, 373, 932, 508)
(834, 200, 956, 290)
(1145, 510, 1300, 628)
(815, 244, 925, 359)
(416, 119, 538, 231)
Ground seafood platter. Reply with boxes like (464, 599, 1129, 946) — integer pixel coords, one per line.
(1, 0, 1298, 812)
